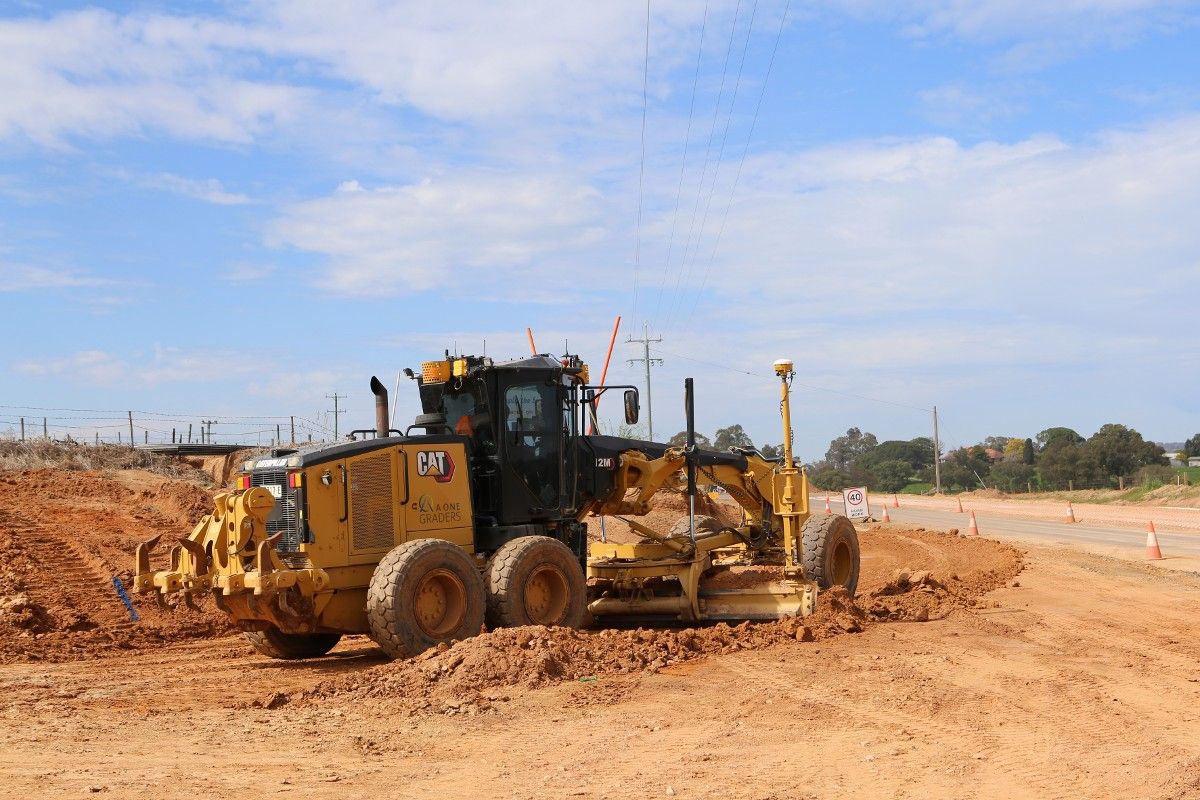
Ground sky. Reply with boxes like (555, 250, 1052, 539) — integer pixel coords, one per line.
(1, 0, 1198, 460)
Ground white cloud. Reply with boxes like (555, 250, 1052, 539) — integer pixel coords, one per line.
(655, 114, 1200, 328)
(0, 265, 112, 292)
(141, 173, 252, 205)
(13, 346, 255, 386)
(0, 3, 711, 147)
(0, 9, 308, 147)
(267, 172, 606, 296)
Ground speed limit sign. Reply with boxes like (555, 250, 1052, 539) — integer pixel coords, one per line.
(842, 486, 870, 521)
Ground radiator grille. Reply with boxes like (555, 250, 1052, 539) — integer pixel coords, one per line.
(250, 468, 301, 555)
(350, 454, 396, 552)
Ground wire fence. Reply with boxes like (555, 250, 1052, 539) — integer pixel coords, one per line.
(0, 407, 336, 448)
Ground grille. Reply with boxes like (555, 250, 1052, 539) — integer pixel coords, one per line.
(251, 468, 301, 555)
(350, 454, 396, 552)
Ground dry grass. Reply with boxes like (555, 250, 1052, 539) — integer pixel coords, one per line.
(0, 439, 211, 484)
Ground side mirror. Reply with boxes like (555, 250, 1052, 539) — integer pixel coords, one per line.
(623, 389, 640, 425)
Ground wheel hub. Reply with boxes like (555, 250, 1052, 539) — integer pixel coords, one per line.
(414, 568, 467, 638)
(523, 564, 569, 625)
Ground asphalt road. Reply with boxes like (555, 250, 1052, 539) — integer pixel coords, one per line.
(825, 497, 1200, 570)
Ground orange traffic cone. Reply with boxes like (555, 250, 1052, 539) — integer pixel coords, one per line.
(824, 494, 832, 514)
(956, 497, 964, 513)
(881, 505, 891, 523)
(1063, 501, 1076, 523)
(892, 493, 900, 508)
(967, 511, 980, 537)
(1146, 521, 1163, 560)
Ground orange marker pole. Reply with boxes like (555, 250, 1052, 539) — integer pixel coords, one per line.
(526, 327, 537, 355)
(588, 316, 622, 435)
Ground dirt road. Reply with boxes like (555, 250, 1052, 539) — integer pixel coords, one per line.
(3, 537, 1199, 797)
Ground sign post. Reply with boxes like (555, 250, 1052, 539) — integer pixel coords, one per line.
(842, 486, 870, 522)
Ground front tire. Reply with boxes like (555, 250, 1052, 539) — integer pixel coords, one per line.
(485, 536, 586, 629)
(244, 627, 342, 660)
(367, 538, 486, 659)
(801, 514, 860, 594)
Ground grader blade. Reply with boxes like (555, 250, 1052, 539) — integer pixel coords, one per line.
(697, 582, 816, 621)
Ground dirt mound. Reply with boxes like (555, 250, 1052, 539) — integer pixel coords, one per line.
(585, 489, 740, 545)
(300, 527, 1022, 716)
(0, 468, 230, 663)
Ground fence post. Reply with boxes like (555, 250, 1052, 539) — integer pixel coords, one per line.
(1119, 476, 1124, 491)
(19, 417, 24, 441)
(94, 432, 99, 446)
(127, 412, 134, 449)
(143, 430, 148, 444)
(290, 416, 295, 444)
(277, 424, 281, 445)
(118, 431, 122, 444)
(1069, 479, 1074, 492)
(172, 428, 176, 444)
(187, 423, 192, 444)
(1026, 481, 1032, 493)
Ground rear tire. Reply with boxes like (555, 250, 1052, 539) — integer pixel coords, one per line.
(486, 536, 586, 629)
(244, 627, 341, 660)
(367, 538, 486, 659)
(801, 514, 860, 594)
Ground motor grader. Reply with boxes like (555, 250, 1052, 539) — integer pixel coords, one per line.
(133, 353, 860, 659)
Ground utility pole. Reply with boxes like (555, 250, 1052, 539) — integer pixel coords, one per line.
(327, 393, 347, 440)
(626, 322, 663, 441)
(932, 405, 942, 494)
(201, 419, 218, 444)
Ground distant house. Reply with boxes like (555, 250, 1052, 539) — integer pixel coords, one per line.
(984, 448, 1005, 462)
(1190, 457, 1200, 469)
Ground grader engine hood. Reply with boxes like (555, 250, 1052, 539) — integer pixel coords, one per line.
(132, 486, 331, 630)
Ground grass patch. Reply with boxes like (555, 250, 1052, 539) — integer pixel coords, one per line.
(0, 439, 210, 483)
(900, 482, 931, 495)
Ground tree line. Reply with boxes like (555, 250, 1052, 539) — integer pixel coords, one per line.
(664, 422, 1191, 495)
(808, 424, 1177, 493)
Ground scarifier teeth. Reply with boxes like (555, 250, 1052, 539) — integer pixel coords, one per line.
(135, 533, 163, 575)
(178, 538, 209, 575)
(183, 593, 203, 613)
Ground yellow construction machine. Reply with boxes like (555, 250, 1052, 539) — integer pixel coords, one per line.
(133, 354, 859, 659)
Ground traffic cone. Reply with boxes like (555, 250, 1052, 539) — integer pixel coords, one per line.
(956, 497, 964, 513)
(824, 494, 832, 514)
(1063, 501, 1076, 524)
(1146, 521, 1163, 560)
(967, 511, 980, 537)
(881, 505, 891, 523)
(892, 493, 900, 509)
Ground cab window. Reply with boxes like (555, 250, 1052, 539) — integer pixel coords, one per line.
(504, 383, 561, 507)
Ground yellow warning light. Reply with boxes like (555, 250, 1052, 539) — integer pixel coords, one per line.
(421, 361, 451, 383)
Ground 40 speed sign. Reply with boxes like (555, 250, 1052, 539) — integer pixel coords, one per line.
(842, 486, 870, 521)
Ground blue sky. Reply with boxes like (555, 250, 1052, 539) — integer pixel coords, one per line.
(1, 1, 1198, 458)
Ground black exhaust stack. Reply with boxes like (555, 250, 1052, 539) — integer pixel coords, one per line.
(370, 376, 389, 438)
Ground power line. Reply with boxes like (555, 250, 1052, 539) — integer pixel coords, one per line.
(653, 347, 932, 413)
(659, 0, 744, 331)
(632, 0, 651, 331)
(680, 0, 791, 333)
(651, 0, 710, 324)
(627, 323, 664, 440)
(665, 0, 759, 334)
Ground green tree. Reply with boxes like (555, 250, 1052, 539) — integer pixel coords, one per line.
(667, 430, 712, 449)
(1002, 438, 1025, 461)
(861, 439, 931, 472)
(713, 424, 754, 453)
(1022, 438, 1035, 465)
(990, 461, 1036, 492)
(1185, 433, 1200, 458)
(759, 443, 781, 459)
(810, 467, 850, 491)
(983, 435, 1016, 452)
(1036, 427, 1084, 450)
(941, 446, 991, 490)
(1083, 423, 1167, 479)
(824, 427, 878, 470)
(1038, 441, 1103, 488)
(871, 459, 912, 492)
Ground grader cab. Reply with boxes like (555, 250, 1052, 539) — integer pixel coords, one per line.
(133, 354, 860, 659)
